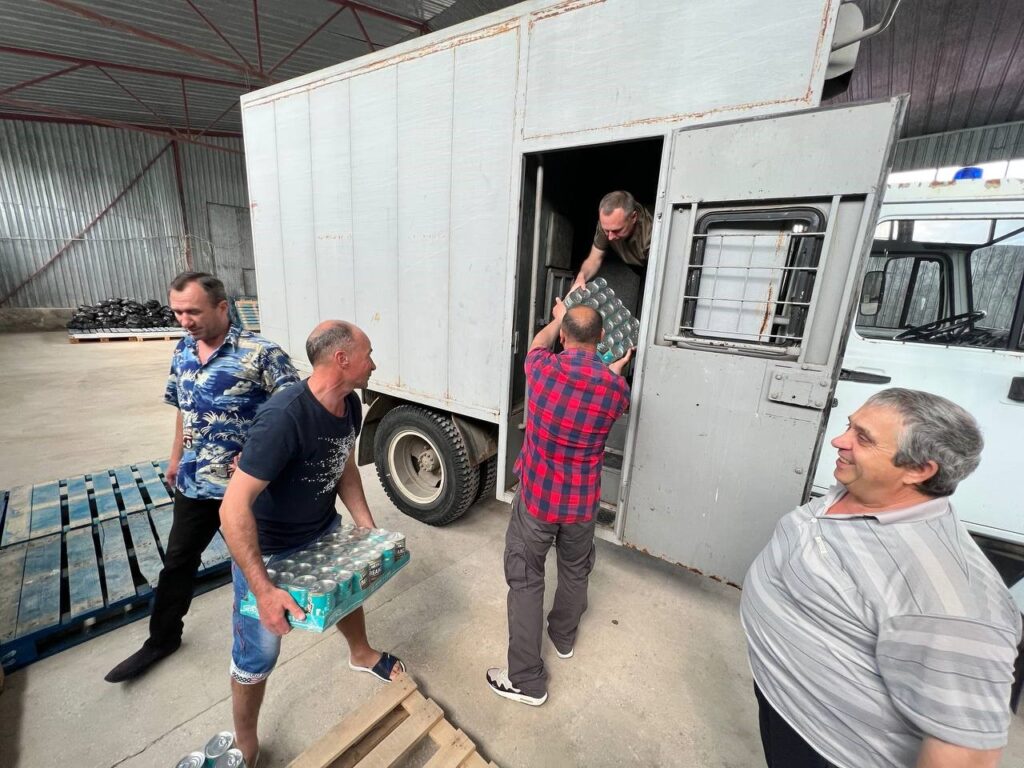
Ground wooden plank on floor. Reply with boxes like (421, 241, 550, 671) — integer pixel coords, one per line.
(64, 526, 104, 620)
(90, 472, 120, 521)
(286, 675, 419, 768)
(99, 518, 136, 604)
(16, 534, 62, 637)
(113, 467, 146, 514)
(29, 482, 63, 538)
(359, 696, 444, 768)
(200, 530, 232, 571)
(151, 504, 174, 553)
(1, 486, 33, 547)
(66, 476, 92, 529)
(0, 543, 28, 643)
(126, 512, 162, 588)
(423, 729, 476, 768)
(136, 461, 172, 507)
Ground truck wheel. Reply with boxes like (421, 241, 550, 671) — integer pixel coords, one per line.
(474, 456, 497, 504)
(374, 405, 480, 526)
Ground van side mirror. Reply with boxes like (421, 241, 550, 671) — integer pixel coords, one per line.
(859, 270, 885, 316)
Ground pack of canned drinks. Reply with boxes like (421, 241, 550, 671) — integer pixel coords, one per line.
(562, 278, 640, 363)
(239, 524, 409, 632)
(175, 731, 244, 767)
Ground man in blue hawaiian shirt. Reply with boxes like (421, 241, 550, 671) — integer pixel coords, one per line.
(106, 272, 299, 683)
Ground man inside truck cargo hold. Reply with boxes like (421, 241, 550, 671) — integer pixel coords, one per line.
(571, 189, 653, 292)
(106, 271, 299, 684)
(220, 319, 404, 766)
(741, 388, 1022, 768)
(487, 300, 632, 706)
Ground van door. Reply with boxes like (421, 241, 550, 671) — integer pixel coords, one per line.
(815, 213, 1024, 547)
(621, 99, 904, 585)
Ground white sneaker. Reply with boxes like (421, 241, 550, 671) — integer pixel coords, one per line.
(485, 667, 548, 706)
(555, 646, 574, 659)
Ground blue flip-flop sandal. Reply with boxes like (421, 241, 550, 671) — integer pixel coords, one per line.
(349, 651, 406, 683)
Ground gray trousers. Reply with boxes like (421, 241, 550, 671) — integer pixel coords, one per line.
(504, 492, 597, 697)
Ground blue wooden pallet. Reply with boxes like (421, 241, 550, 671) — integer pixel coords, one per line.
(231, 297, 260, 332)
(0, 460, 232, 673)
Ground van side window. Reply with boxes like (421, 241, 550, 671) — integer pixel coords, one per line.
(678, 208, 825, 351)
(855, 217, 1024, 350)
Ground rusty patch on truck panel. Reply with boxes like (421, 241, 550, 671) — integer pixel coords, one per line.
(623, 543, 742, 590)
(759, 283, 775, 336)
(804, 0, 839, 101)
(529, 0, 605, 26)
(244, 20, 520, 108)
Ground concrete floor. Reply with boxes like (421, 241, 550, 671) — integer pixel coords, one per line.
(0, 331, 1022, 768)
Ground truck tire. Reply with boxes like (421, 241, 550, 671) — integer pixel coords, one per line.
(474, 456, 497, 504)
(374, 405, 480, 526)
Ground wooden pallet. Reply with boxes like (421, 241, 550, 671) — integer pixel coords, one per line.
(0, 460, 232, 672)
(233, 298, 261, 332)
(68, 327, 185, 343)
(288, 674, 497, 768)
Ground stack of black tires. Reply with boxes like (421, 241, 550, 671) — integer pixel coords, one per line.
(67, 298, 179, 331)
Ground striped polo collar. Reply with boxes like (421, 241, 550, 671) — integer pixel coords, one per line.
(817, 484, 951, 524)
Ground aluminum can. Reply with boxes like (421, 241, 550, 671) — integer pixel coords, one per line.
(274, 559, 296, 572)
(174, 752, 206, 768)
(327, 543, 349, 556)
(308, 579, 338, 620)
(213, 749, 247, 768)
(289, 574, 318, 608)
(351, 526, 373, 540)
(308, 553, 329, 565)
(276, 571, 296, 586)
(204, 731, 234, 763)
(292, 561, 313, 575)
(315, 565, 338, 578)
(386, 532, 407, 559)
(333, 569, 354, 596)
(378, 541, 396, 568)
(362, 549, 383, 584)
(349, 558, 371, 590)
(264, 568, 278, 586)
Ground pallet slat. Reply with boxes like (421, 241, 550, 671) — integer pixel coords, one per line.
(360, 696, 444, 768)
(423, 729, 476, 768)
(151, 505, 174, 553)
(65, 527, 104, 620)
(137, 462, 172, 507)
(99, 518, 137, 604)
(16, 535, 62, 637)
(126, 512, 163, 587)
(200, 531, 232, 571)
(29, 482, 62, 538)
(90, 472, 120, 521)
(66, 477, 92, 528)
(1, 486, 32, 546)
(0, 544, 28, 642)
(113, 467, 146, 514)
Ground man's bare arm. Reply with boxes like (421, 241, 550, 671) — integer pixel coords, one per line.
(916, 738, 1002, 768)
(530, 298, 567, 351)
(572, 245, 606, 291)
(167, 410, 184, 487)
(337, 458, 375, 529)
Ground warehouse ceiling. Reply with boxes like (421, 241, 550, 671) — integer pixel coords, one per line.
(0, 0, 1021, 145)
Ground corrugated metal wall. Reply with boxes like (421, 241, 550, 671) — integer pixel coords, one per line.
(0, 119, 246, 308)
(893, 121, 1024, 172)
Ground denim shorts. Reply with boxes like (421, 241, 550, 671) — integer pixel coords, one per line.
(230, 517, 340, 684)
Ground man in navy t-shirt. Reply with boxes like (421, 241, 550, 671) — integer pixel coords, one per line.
(220, 320, 405, 766)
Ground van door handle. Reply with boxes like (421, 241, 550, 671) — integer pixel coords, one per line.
(1009, 377, 1024, 403)
(839, 368, 891, 384)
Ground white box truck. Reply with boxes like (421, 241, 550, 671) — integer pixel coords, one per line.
(241, 0, 908, 585)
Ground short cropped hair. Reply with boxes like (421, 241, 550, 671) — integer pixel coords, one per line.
(305, 321, 356, 366)
(599, 190, 636, 216)
(169, 271, 227, 306)
(865, 388, 984, 497)
(562, 306, 603, 345)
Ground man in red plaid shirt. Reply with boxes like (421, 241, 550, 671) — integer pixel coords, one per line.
(487, 298, 632, 706)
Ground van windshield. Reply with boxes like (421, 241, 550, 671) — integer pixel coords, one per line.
(856, 217, 1024, 350)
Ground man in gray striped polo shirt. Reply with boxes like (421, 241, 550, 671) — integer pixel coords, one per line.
(741, 388, 1021, 768)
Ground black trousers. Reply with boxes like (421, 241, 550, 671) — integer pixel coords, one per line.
(755, 685, 837, 768)
(146, 491, 222, 650)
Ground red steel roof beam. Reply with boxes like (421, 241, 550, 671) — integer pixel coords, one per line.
(268, 6, 347, 75)
(324, 1, 429, 33)
(181, 79, 192, 135)
(0, 95, 243, 154)
(38, 0, 268, 82)
(253, 0, 265, 74)
(0, 45, 253, 89)
(193, 99, 240, 139)
(350, 8, 378, 53)
(0, 63, 87, 98)
(183, 0, 256, 71)
(0, 110, 241, 137)
(95, 66, 183, 135)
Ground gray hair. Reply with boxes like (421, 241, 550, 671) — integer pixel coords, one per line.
(865, 388, 983, 497)
(305, 321, 356, 366)
(169, 271, 227, 306)
(599, 190, 636, 216)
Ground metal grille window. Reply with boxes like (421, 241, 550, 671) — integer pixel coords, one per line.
(677, 209, 825, 349)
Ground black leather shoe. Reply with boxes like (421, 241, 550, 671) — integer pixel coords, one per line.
(104, 640, 180, 683)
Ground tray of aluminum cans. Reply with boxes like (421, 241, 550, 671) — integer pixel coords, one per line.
(239, 524, 409, 632)
(562, 278, 640, 364)
(175, 731, 245, 767)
